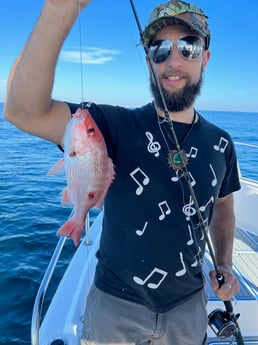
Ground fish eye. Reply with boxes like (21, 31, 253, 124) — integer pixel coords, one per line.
(87, 127, 95, 135)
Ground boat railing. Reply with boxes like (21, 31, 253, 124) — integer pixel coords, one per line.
(234, 141, 258, 149)
(234, 141, 258, 182)
(31, 216, 91, 345)
(31, 235, 67, 345)
(234, 141, 258, 157)
(208, 341, 258, 345)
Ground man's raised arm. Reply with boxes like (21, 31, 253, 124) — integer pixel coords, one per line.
(4, 0, 92, 145)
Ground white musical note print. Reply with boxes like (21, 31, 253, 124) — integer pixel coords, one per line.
(133, 267, 168, 289)
(209, 164, 218, 187)
(136, 221, 148, 236)
(182, 196, 196, 220)
(171, 170, 181, 182)
(158, 201, 171, 221)
(200, 196, 214, 212)
(191, 247, 201, 267)
(187, 172, 196, 187)
(186, 146, 198, 159)
(175, 252, 187, 277)
(187, 225, 194, 246)
(145, 132, 161, 157)
(130, 167, 150, 195)
(171, 171, 196, 186)
(214, 137, 228, 153)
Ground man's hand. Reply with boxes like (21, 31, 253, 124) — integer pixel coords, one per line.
(209, 267, 240, 301)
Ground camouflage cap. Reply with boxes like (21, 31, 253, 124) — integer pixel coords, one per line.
(142, 0, 210, 49)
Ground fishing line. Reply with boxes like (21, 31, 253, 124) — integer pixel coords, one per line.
(77, 1, 92, 246)
(77, 1, 85, 108)
(117, 1, 152, 99)
(129, 0, 184, 161)
(76, 1, 92, 273)
(129, 1, 245, 344)
(75, 5, 94, 325)
(118, 1, 172, 152)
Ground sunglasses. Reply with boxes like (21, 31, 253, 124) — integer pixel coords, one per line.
(149, 36, 204, 64)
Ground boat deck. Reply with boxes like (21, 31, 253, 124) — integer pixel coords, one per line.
(204, 226, 258, 301)
(204, 227, 258, 343)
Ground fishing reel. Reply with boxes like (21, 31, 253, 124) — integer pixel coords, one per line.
(208, 308, 240, 338)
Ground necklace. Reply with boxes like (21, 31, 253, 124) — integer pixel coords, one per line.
(159, 109, 197, 170)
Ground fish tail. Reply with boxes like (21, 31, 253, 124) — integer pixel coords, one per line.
(57, 219, 84, 246)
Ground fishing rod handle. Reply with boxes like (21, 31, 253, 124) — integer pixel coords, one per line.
(216, 272, 233, 313)
(224, 300, 233, 313)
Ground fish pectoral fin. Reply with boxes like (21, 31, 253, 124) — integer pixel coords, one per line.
(61, 187, 72, 205)
(47, 158, 64, 176)
(93, 191, 106, 210)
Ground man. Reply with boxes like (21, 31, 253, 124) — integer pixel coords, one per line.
(4, 1, 241, 344)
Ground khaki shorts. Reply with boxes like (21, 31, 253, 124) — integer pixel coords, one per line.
(81, 285, 207, 345)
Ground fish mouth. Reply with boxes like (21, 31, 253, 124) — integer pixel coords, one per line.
(73, 108, 88, 120)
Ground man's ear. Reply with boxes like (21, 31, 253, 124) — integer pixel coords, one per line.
(202, 50, 210, 72)
(146, 54, 151, 71)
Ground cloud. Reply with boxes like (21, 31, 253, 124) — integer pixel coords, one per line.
(60, 47, 121, 65)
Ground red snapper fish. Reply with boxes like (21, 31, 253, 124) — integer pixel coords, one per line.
(48, 108, 115, 246)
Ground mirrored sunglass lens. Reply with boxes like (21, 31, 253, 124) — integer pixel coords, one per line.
(149, 40, 172, 64)
(177, 36, 203, 59)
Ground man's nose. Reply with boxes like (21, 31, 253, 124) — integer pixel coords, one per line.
(167, 46, 183, 68)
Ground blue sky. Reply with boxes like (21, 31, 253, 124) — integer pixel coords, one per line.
(1, 0, 258, 112)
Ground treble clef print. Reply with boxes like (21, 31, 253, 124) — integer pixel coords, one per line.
(182, 196, 196, 221)
(145, 132, 161, 157)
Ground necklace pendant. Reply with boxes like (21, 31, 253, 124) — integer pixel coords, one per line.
(167, 149, 189, 170)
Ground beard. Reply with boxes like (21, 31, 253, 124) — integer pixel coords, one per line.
(150, 72, 203, 112)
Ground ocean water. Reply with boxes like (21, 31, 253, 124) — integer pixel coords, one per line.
(0, 102, 257, 345)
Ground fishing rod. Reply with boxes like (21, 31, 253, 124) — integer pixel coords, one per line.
(129, 1, 245, 343)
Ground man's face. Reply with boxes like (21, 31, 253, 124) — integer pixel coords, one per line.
(147, 24, 210, 112)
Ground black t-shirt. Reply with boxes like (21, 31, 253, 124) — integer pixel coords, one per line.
(67, 102, 241, 312)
